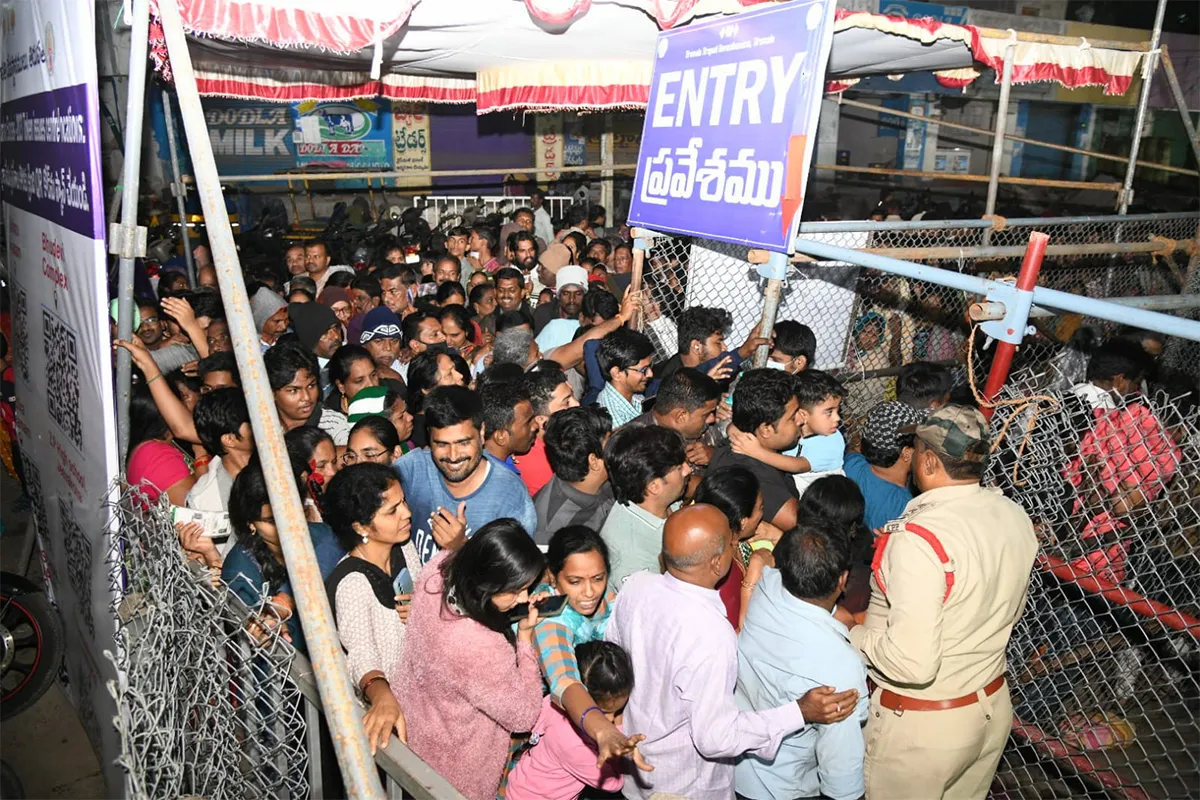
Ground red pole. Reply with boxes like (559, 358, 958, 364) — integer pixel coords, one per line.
(981, 231, 1049, 419)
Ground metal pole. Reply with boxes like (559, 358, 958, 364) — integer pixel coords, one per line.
(1159, 47, 1200, 169)
(600, 115, 614, 225)
(796, 211, 1199, 234)
(1118, 0, 1168, 215)
(155, 2, 386, 797)
(752, 251, 789, 368)
(162, 90, 195, 287)
(984, 44, 1016, 246)
(113, 0, 151, 465)
(629, 232, 648, 332)
(756, 282, 784, 368)
(790, 238, 1200, 342)
(981, 232, 1048, 418)
(805, 240, 1182, 262)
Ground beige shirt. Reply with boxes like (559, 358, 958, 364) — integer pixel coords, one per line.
(850, 483, 1037, 700)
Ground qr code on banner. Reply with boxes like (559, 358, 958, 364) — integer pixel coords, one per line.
(60, 498, 95, 642)
(12, 287, 30, 382)
(73, 656, 101, 756)
(20, 452, 50, 556)
(42, 309, 83, 450)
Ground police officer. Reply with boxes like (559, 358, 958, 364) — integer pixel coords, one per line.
(842, 404, 1037, 799)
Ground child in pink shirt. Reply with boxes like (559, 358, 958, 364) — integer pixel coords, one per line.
(506, 640, 633, 800)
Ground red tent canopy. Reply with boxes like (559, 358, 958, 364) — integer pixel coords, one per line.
(149, 0, 1147, 111)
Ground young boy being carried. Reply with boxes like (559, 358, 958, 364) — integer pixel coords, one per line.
(729, 370, 846, 498)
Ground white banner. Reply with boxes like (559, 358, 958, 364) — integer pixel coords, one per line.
(1, 0, 121, 791)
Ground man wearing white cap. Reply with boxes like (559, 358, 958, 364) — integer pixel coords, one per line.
(534, 264, 589, 356)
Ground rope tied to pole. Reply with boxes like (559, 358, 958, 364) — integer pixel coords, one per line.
(965, 322, 1061, 486)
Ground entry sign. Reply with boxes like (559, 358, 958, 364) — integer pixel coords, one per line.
(628, 0, 836, 252)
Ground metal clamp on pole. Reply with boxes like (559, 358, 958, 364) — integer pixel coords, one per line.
(107, 222, 148, 259)
(980, 231, 1050, 417)
(629, 227, 658, 332)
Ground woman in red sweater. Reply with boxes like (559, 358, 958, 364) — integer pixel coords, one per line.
(398, 519, 547, 800)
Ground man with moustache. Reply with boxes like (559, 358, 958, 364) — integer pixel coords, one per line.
(393, 385, 538, 565)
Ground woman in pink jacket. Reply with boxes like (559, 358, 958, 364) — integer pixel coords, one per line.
(397, 518, 547, 800)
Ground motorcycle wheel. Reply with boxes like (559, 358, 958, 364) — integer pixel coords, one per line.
(0, 759, 24, 799)
(0, 573, 63, 720)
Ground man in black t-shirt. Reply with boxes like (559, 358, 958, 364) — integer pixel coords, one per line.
(708, 369, 803, 530)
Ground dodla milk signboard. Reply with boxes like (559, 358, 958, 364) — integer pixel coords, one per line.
(628, 0, 836, 251)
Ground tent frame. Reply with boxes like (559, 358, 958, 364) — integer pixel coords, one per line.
(110, 2, 1200, 795)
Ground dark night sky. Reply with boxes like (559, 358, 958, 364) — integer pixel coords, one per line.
(1065, 0, 1199, 35)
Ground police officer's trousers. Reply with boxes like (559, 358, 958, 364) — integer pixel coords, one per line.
(863, 682, 1012, 799)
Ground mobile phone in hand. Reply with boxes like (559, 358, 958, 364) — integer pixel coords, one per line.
(393, 568, 414, 598)
(507, 594, 569, 623)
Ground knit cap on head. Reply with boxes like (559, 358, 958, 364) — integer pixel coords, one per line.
(359, 306, 403, 344)
(250, 287, 287, 334)
(287, 301, 339, 352)
(537, 243, 572, 277)
(555, 265, 588, 294)
(862, 401, 926, 454)
(319, 286, 352, 309)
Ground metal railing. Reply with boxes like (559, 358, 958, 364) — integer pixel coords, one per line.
(106, 485, 465, 800)
(289, 656, 466, 800)
(640, 213, 1200, 427)
(411, 194, 574, 222)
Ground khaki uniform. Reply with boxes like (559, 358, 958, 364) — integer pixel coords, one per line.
(850, 483, 1038, 800)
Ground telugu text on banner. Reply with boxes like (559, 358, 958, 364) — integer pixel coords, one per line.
(627, 0, 837, 251)
(0, 0, 122, 791)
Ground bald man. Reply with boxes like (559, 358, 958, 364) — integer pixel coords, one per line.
(606, 505, 858, 800)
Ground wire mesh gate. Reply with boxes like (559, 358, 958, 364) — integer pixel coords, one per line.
(106, 487, 309, 800)
(987, 371, 1199, 799)
(641, 213, 1199, 428)
(640, 212, 1200, 798)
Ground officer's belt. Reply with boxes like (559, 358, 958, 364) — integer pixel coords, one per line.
(878, 675, 1005, 713)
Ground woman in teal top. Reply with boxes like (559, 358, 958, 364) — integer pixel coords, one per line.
(529, 526, 649, 770)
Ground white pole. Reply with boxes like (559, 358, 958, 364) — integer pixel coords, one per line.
(983, 43, 1016, 247)
(155, 2, 387, 796)
(112, 0, 151, 464)
(1118, 0, 1168, 215)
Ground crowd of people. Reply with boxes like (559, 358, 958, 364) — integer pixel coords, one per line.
(79, 193, 1193, 800)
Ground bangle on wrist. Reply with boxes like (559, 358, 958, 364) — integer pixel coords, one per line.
(741, 580, 758, 590)
(362, 675, 388, 699)
(146, 372, 162, 385)
(579, 704, 603, 734)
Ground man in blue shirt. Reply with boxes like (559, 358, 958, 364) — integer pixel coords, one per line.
(393, 385, 538, 564)
(842, 401, 926, 532)
(735, 518, 870, 800)
(479, 379, 539, 477)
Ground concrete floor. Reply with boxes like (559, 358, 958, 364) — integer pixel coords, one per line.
(1, 468, 106, 799)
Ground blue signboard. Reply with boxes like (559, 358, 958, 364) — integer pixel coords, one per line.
(292, 100, 392, 170)
(878, 1, 968, 25)
(202, 100, 296, 176)
(627, 0, 837, 252)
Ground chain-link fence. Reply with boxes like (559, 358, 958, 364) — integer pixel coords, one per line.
(106, 488, 309, 800)
(642, 213, 1200, 431)
(986, 367, 1200, 799)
